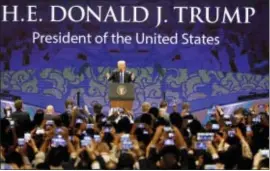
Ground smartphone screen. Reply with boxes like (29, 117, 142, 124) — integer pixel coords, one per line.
(87, 124, 94, 129)
(228, 129, 235, 137)
(94, 135, 101, 142)
(6, 110, 11, 117)
(212, 124, 220, 130)
(260, 149, 269, 158)
(46, 120, 54, 125)
(122, 141, 132, 150)
(24, 133, 31, 142)
(246, 125, 252, 132)
(196, 141, 207, 150)
(18, 138, 25, 146)
(204, 164, 216, 170)
(197, 133, 214, 141)
(164, 139, 175, 146)
(163, 126, 172, 132)
(10, 120, 15, 127)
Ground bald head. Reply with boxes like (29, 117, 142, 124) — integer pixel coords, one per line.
(117, 60, 126, 72)
(46, 105, 55, 115)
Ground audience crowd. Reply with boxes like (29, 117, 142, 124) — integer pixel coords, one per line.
(0, 99, 269, 170)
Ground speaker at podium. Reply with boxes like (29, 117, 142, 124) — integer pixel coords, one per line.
(108, 83, 135, 111)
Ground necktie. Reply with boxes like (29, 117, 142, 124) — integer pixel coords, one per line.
(120, 72, 124, 83)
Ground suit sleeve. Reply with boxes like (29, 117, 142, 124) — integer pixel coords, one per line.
(108, 71, 116, 82)
(129, 72, 135, 83)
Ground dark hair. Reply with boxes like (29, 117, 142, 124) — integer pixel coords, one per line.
(1, 118, 10, 131)
(117, 153, 135, 169)
(169, 112, 182, 129)
(93, 103, 103, 114)
(5, 151, 23, 168)
(148, 107, 159, 118)
(46, 147, 69, 166)
(159, 100, 168, 108)
(65, 99, 74, 108)
(116, 117, 132, 133)
(33, 109, 44, 126)
(140, 113, 153, 126)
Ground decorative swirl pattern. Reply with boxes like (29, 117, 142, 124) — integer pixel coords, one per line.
(2, 67, 268, 114)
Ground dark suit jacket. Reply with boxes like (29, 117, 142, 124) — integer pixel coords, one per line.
(108, 70, 134, 83)
(11, 111, 31, 138)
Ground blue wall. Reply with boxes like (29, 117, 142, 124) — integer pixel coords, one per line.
(0, 0, 269, 115)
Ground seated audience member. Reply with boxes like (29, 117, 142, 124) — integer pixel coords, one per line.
(11, 100, 31, 138)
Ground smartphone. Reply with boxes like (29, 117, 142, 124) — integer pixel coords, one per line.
(163, 126, 172, 132)
(84, 136, 92, 143)
(104, 127, 111, 133)
(195, 141, 207, 150)
(212, 124, 220, 130)
(225, 121, 232, 126)
(143, 130, 149, 135)
(18, 138, 25, 146)
(228, 129, 235, 137)
(187, 119, 193, 124)
(168, 132, 175, 138)
(56, 128, 63, 134)
(122, 141, 133, 150)
(252, 116, 261, 123)
(51, 138, 58, 147)
(81, 140, 89, 147)
(246, 125, 252, 132)
(24, 133, 31, 142)
(76, 119, 83, 124)
(36, 128, 45, 135)
(260, 149, 269, 158)
(137, 123, 144, 129)
(121, 134, 130, 142)
(6, 110, 11, 117)
(9, 120, 15, 128)
(87, 124, 94, 129)
(94, 135, 101, 142)
(164, 139, 175, 146)
(204, 164, 217, 170)
(224, 115, 230, 119)
(59, 139, 67, 147)
(197, 133, 214, 141)
(46, 120, 54, 125)
(101, 117, 107, 123)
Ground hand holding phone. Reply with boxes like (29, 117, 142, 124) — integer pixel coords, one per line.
(18, 138, 25, 146)
(24, 133, 31, 142)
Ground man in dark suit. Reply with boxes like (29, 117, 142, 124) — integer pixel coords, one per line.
(106, 60, 135, 83)
(11, 100, 31, 138)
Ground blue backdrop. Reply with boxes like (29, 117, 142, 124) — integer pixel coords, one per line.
(0, 0, 269, 115)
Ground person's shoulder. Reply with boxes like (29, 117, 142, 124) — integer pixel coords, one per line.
(112, 69, 119, 73)
(125, 70, 132, 74)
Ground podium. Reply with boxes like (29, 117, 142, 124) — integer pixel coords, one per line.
(108, 83, 135, 111)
